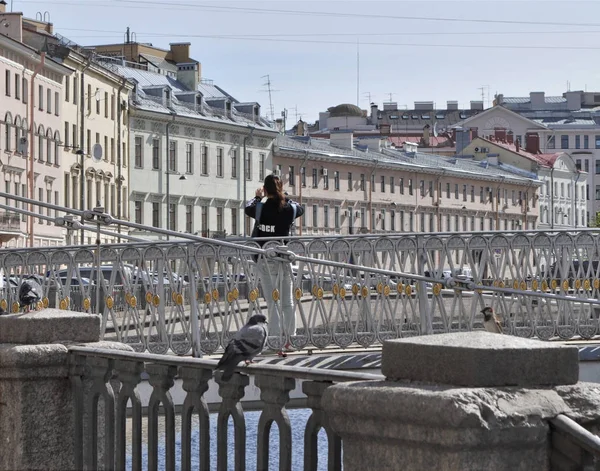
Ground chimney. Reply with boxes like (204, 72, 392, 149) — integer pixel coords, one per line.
(529, 92, 545, 109)
(565, 91, 583, 111)
(525, 133, 540, 154)
(0, 1, 6, 13)
(507, 132, 514, 144)
(447, 101, 459, 111)
(495, 94, 504, 105)
(176, 62, 199, 91)
(516, 139, 520, 153)
(370, 103, 378, 123)
(330, 130, 354, 149)
(422, 124, 430, 147)
(170, 42, 191, 63)
(470, 127, 478, 140)
(470, 101, 484, 111)
(494, 128, 506, 141)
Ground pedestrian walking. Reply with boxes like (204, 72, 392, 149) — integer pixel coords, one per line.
(245, 174, 304, 354)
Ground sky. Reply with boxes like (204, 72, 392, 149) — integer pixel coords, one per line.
(11, 0, 600, 124)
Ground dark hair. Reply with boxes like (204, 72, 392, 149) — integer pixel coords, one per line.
(264, 174, 285, 210)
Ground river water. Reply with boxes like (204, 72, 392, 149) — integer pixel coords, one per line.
(126, 408, 332, 470)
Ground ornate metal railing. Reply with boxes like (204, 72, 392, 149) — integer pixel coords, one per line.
(69, 345, 382, 471)
(3, 192, 600, 355)
(550, 414, 600, 470)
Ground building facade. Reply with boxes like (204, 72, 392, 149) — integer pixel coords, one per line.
(462, 136, 586, 230)
(455, 105, 588, 229)
(273, 133, 540, 236)
(493, 91, 600, 225)
(0, 30, 71, 248)
(90, 47, 277, 239)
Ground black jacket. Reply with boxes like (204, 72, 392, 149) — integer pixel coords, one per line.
(245, 196, 304, 239)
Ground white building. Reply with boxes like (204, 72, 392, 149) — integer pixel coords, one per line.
(97, 58, 277, 239)
(492, 92, 600, 225)
(462, 134, 586, 230)
(0, 24, 71, 247)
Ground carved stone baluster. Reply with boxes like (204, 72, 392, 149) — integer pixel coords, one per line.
(255, 374, 296, 471)
(303, 381, 341, 471)
(146, 364, 177, 471)
(215, 371, 249, 471)
(179, 366, 213, 471)
(114, 359, 144, 471)
(83, 356, 116, 471)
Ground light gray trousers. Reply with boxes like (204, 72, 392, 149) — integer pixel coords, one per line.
(256, 258, 296, 338)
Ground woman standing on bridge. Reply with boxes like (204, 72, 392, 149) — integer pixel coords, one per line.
(245, 174, 304, 354)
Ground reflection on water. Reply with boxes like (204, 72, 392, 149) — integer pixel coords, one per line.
(126, 409, 332, 470)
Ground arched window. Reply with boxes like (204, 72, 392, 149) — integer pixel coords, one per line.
(4, 112, 13, 151)
(54, 131, 60, 166)
(46, 129, 53, 164)
(14, 116, 21, 153)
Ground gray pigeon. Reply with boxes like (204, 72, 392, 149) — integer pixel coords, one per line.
(216, 314, 268, 381)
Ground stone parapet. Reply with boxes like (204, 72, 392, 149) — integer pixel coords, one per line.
(323, 332, 596, 471)
(382, 331, 579, 387)
(0, 309, 124, 471)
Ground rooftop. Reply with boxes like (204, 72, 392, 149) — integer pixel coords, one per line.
(275, 135, 539, 185)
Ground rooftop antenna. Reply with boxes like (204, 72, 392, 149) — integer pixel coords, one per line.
(356, 38, 360, 107)
(260, 75, 279, 121)
(567, 80, 571, 92)
(478, 85, 490, 107)
(292, 105, 303, 123)
(387, 92, 396, 102)
(363, 92, 374, 104)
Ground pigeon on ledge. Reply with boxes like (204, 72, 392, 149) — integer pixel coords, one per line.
(216, 314, 268, 381)
(19, 277, 43, 312)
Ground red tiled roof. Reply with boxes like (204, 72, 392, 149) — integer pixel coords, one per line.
(477, 137, 560, 168)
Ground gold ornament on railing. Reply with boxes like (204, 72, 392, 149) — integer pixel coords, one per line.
(42, 297, 49, 308)
(204, 292, 212, 304)
(11, 302, 19, 313)
(106, 296, 114, 310)
(146, 292, 153, 304)
(384, 285, 391, 297)
(272, 289, 280, 302)
(153, 295, 160, 307)
(212, 289, 219, 301)
(332, 284, 339, 297)
(83, 298, 91, 310)
(295, 287, 303, 300)
(129, 296, 137, 308)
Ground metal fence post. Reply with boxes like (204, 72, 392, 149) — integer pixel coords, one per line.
(416, 235, 433, 335)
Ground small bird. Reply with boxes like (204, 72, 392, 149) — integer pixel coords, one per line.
(481, 306, 503, 334)
(19, 277, 43, 312)
(216, 314, 268, 381)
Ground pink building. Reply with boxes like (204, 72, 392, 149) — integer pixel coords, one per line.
(0, 16, 71, 247)
(273, 133, 540, 235)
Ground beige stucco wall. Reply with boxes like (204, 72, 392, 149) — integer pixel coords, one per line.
(60, 55, 131, 244)
(0, 39, 69, 247)
(274, 153, 536, 235)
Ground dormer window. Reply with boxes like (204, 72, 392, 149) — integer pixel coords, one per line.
(226, 101, 232, 117)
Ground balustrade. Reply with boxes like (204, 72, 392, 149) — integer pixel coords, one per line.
(3, 229, 600, 355)
(69, 346, 382, 471)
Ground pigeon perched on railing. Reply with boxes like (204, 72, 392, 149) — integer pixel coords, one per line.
(216, 314, 268, 381)
(19, 277, 43, 312)
(481, 306, 503, 334)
